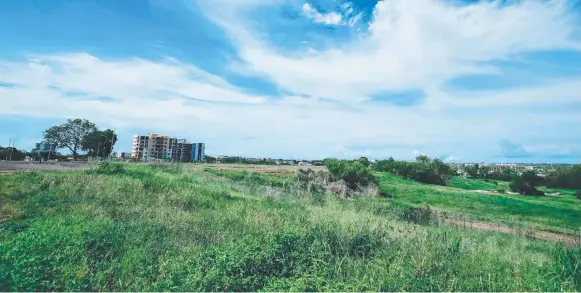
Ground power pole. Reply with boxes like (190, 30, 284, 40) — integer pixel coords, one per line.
(8, 137, 14, 161)
(109, 129, 116, 161)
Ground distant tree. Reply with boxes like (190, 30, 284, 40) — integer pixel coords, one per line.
(545, 165, 581, 190)
(0, 146, 25, 161)
(357, 157, 371, 167)
(509, 171, 545, 196)
(373, 155, 453, 186)
(81, 129, 117, 158)
(478, 165, 491, 179)
(44, 119, 98, 161)
(415, 155, 430, 165)
(464, 164, 479, 178)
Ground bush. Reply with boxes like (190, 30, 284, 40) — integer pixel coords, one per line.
(545, 165, 581, 190)
(91, 161, 125, 175)
(509, 171, 545, 196)
(324, 159, 378, 191)
(373, 156, 454, 186)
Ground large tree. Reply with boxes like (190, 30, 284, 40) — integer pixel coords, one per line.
(43, 119, 98, 161)
(81, 129, 117, 158)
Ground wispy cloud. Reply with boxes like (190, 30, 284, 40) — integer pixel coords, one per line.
(302, 2, 342, 25)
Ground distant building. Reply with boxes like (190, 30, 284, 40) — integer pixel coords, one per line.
(113, 152, 131, 159)
(131, 133, 205, 162)
(32, 142, 57, 153)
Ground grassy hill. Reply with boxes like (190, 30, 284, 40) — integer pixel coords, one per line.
(378, 173, 581, 233)
(1, 163, 580, 291)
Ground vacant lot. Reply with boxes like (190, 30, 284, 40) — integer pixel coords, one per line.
(0, 161, 91, 173)
(1, 163, 580, 291)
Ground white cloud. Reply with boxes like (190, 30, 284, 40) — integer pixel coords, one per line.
(302, 2, 342, 25)
(199, 0, 580, 105)
(2, 0, 581, 160)
(0, 52, 579, 160)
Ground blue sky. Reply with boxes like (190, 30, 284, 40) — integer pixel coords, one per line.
(1, 0, 580, 163)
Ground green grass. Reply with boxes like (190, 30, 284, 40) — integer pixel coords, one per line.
(1, 164, 580, 291)
(448, 176, 507, 191)
(377, 172, 581, 233)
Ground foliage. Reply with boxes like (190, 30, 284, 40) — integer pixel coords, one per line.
(376, 171, 581, 231)
(81, 129, 117, 158)
(373, 156, 454, 185)
(324, 158, 378, 190)
(0, 146, 25, 161)
(1, 165, 580, 291)
(43, 119, 98, 160)
(509, 171, 545, 196)
(545, 165, 581, 190)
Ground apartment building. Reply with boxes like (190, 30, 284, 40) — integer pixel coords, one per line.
(131, 133, 205, 162)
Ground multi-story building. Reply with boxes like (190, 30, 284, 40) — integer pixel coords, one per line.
(32, 142, 57, 153)
(131, 133, 205, 162)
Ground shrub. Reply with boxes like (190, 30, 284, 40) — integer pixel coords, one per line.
(373, 156, 454, 185)
(509, 171, 545, 196)
(324, 159, 378, 191)
(92, 161, 125, 175)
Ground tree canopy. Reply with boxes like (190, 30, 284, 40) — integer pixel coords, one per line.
(81, 129, 117, 158)
(43, 119, 98, 160)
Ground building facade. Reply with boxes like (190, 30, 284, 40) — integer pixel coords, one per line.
(131, 133, 205, 162)
(32, 142, 57, 152)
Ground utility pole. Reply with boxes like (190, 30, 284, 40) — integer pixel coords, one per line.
(8, 137, 14, 161)
(109, 129, 116, 161)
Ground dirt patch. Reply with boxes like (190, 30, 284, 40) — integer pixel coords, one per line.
(0, 161, 91, 174)
(198, 164, 326, 174)
(442, 218, 580, 245)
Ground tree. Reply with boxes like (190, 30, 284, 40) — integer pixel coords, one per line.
(43, 119, 98, 161)
(464, 164, 479, 178)
(81, 129, 117, 158)
(357, 157, 371, 167)
(509, 171, 545, 196)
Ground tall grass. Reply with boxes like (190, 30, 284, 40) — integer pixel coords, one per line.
(0, 164, 580, 291)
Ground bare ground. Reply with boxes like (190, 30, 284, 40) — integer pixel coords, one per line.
(442, 218, 581, 245)
(194, 164, 326, 174)
(0, 161, 91, 173)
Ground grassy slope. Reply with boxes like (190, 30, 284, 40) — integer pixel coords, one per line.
(378, 172, 581, 233)
(1, 164, 580, 291)
(448, 176, 508, 191)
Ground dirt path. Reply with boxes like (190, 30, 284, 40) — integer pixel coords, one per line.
(442, 218, 580, 244)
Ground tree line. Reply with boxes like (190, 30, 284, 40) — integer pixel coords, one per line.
(1, 119, 117, 162)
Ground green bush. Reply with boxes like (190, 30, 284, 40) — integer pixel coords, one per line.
(91, 161, 125, 175)
(324, 159, 378, 190)
(509, 171, 545, 196)
(373, 156, 454, 186)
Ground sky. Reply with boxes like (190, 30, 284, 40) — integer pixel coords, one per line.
(0, 0, 580, 163)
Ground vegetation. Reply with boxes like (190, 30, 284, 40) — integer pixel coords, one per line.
(510, 171, 545, 196)
(1, 164, 580, 291)
(324, 158, 378, 191)
(43, 119, 99, 160)
(545, 165, 581, 190)
(81, 129, 118, 158)
(373, 155, 455, 186)
(376, 172, 580, 232)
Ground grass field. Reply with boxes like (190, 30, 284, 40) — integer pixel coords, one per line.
(1, 163, 580, 291)
(378, 173, 581, 234)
